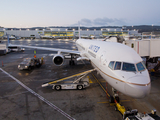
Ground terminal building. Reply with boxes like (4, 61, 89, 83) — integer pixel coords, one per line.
(0, 27, 140, 39)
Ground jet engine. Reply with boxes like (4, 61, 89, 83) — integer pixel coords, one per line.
(52, 54, 64, 66)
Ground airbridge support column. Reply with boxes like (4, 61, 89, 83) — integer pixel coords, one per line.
(146, 57, 160, 76)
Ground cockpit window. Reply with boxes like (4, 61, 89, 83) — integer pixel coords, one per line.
(114, 62, 121, 70)
(122, 62, 136, 72)
(108, 61, 115, 69)
(136, 62, 145, 71)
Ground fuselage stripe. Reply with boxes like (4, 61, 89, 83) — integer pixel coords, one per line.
(91, 62, 150, 86)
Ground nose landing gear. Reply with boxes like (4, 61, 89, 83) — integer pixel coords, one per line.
(106, 83, 120, 103)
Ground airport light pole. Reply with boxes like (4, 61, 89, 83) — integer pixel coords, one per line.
(65, 29, 67, 39)
(108, 29, 110, 37)
(151, 24, 153, 39)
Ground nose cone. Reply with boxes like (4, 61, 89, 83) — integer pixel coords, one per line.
(125, 76, 151, 98)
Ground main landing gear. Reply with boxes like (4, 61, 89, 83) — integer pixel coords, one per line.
(69, 54, 75, 66)
(69, 60, 75, 65)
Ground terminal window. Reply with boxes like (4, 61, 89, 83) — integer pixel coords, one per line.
(44, 31, 52, 36)
(0, 31, 4, 37)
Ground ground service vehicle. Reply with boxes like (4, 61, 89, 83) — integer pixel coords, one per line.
(52, 76, 90, 90)
(8, 46, 25, 52)
(42, 70, 95, 90)
(124, 109, 160, 120)
(0, 44, 8, 55)
(18, 57, 42, 70)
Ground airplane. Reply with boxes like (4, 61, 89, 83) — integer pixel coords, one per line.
(81, 35, 89, 39)
(40, 35, 54, 39)
(3, 35, 16, 40)
(7, 28, 151, 100)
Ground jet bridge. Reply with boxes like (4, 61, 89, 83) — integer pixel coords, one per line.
(107, 36, 160, 59)
(124, 39, 160, 58)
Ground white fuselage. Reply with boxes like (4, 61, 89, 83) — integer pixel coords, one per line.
(76, 39, 151, 98)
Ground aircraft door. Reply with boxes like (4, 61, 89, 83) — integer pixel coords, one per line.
(100, 51, 107, 67)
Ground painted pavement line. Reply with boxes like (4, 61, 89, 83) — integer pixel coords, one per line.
(0, 68, 75, 120)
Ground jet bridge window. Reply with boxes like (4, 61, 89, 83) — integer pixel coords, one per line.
(136, 62, 145, 71)
(122, 62, 136, 72)
(108, 61, 115, 69)
(114, 62, 121, 70)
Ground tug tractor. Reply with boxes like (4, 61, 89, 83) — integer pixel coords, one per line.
(18, 57, 43, 70)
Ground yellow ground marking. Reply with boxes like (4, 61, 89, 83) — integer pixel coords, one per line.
(96, 79, 106, 83)
(91, 74, 110, 97)
(97, 99, 136, 104)
(91, 73, 137, 105)
(89, 78, 93, 83)
(92, 71, 138, 117)
(88, 79, 103, 84)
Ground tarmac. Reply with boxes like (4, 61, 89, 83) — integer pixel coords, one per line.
(0, 39, 160, 120)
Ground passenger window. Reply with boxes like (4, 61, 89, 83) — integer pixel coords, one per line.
(108, 61, 115, 69)
(114, 62, 121, 70)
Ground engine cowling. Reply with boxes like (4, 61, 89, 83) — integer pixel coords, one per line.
(52, 54, 64, 66)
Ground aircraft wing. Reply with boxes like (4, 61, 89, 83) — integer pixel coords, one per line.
(9, 44, 80, 55)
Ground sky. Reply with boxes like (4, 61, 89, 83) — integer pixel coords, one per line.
(1, 0, 160, 28)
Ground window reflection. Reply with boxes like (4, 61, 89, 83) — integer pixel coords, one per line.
(122, 62, 136, 72)
(109, 61, 115, 69)
(114, 62, 121, 70)
(109, 61, 145, 72)
(136, 62, 145, 71)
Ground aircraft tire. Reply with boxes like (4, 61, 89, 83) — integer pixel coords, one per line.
(36, 63, 41, 68)
(69, 60, 75, 66)
(55, 85, 61, 91)
(77, 85, 83, 90)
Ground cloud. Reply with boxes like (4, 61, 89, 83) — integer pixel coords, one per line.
(72, 17, 127, 26)
(93, 18, 113, 26)
(80, 19, 92, 26)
